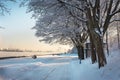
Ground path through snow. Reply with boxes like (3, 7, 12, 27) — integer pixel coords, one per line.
(0, 50, 120, 80)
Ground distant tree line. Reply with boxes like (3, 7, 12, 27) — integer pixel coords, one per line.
(0, 48, 23, 52)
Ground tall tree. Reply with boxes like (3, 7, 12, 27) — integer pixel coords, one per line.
(22, 0, 88, 60)
(83, 0, 120, 68)
(24, 0, 120, 68)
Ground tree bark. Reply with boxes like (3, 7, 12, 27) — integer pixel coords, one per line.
(80, 46, 84, 60)
(89, 35, 97, 64)
(76, 45, 81, 59)
(93, 32, 107, 68)
(86, 4, 107, 68)
(117, 21, 120, 49)
(106, 31, 109, 55)
(76, 45, 84, 60)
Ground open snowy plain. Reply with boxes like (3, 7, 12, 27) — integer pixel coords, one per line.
(0, 49, 120, 80)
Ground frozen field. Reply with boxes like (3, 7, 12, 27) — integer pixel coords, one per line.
(0, 55, 77, 80)
(0, 49, 120, 80)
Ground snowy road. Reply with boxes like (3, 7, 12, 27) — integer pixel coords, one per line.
(0, 56, 77, 80)
(1, 50, 120, 80)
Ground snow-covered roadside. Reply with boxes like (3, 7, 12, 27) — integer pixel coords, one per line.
(70, 49, 120, 80)
(0, 49, 119, 80)
(0, 55, 74, 80)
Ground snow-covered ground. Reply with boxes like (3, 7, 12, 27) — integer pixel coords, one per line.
(70, 49, 120, 80)
(0, 49, 120, 80)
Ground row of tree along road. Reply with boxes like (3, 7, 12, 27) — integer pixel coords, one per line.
(0, 0, 120, 68)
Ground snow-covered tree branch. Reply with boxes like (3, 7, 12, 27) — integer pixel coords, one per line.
(0, 0, 16, 15)
(24, 0, 120, 68)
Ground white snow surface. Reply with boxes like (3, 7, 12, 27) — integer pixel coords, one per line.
(0, 49, 120, 80)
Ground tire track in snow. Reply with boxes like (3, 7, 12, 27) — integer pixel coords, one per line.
(43, 67, 56, 80)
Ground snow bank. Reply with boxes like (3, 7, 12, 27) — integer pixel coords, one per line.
(70, 49, 120, 80)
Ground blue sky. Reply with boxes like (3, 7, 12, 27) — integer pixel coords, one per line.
(0, 1, 70, 52)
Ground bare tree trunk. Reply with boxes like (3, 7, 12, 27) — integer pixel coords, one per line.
(80, 46, 84, 60)
(93, 33, 107, 68)
(76, 45, 81, 59)
(76, 45, 84, 60)
(117, 21, 120, 49)
(90, 35, 97, 64)
(106, 31, 109, 55)
(85, 3, 107, 68)
(71, 38, 85, 60)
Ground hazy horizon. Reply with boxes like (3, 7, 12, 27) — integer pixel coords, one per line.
(0, 1, 70, 52)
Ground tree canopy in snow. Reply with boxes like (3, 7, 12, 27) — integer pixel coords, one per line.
(22, 0, 87, 46)
(23, 0, 120, 68)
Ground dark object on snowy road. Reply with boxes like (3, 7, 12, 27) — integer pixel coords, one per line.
(32, 55, 37, 59)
